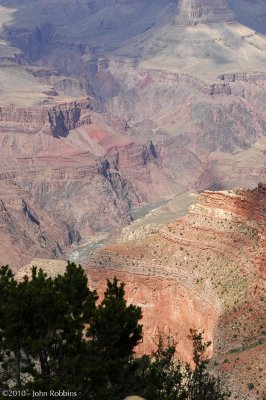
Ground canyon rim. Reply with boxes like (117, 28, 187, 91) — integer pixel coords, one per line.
(0, 0, 265, 399)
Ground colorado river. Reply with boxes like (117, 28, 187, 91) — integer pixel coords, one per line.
(68, 199, 169, 263)
(130, 199, 168, 221)
(69, 241, 105, 263)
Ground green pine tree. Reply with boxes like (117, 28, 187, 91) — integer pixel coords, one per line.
(129, 333, 187, 400)
(87, 277, 143, 399)
(186, 329, 230, 400)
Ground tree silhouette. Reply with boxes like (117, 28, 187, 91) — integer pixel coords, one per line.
(0, 263, 230, 400)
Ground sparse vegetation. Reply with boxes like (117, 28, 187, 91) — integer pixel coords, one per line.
(247, 383, 255, 391)
(0, 263, 230, 400)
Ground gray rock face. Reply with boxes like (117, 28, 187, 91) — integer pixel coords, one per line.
(48, 100, 92, 138)
(176, 0, 235, 26)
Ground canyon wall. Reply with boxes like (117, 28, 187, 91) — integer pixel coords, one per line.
(16, 187, 265, 398)
(0, 98, 92, 137)
(83, 187, 266, 399)
(0, 180, 70, 268)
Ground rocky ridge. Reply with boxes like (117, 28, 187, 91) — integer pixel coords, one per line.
(1, 108, 202, 267)
(82, 187, 266, 399)
(0, 180, 69, 268)
(0, 98, 92, 137)
(15, 187, 265, 398)
(0, 1, 265, 398)
(0, 0, 265, 268)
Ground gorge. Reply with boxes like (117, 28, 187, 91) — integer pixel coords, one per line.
(0, 1, 265, 398)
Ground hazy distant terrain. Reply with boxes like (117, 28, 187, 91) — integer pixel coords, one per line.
(0, 1, 265, 398)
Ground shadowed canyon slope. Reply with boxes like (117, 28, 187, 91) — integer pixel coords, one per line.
(0, 180, 69, 267)
(0, 1, 265, 397)
(18, 187, 266, 399)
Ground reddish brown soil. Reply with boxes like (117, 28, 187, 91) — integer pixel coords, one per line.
(83, 188, 266, 399)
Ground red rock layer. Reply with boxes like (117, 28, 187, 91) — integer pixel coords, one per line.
(84, 188, 266, 399)
(0, 98, 92, 137)
(86, 267, 217, 360)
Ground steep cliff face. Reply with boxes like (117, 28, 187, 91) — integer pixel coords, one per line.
(15, 186, 266, 399)
(83, 187, 265, 399)
(176, 0, 235, 26)
(1, 0, 265, 199)
(86, 268, 217, 360)
(47, 100, 92, 137)
(0, 109, 198, 250)
(0, 181, 70, 269)
(0, 98, 92, 137)
(100, 139, 201, 203)
(3, 23, 55, 62)
(218, 71, 266, 82)
(0, 84, 264, 259)
(104, 62, 266, 155)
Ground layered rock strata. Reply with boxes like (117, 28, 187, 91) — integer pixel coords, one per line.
(176, 0, 235, 26)
(83, 188, 265, 399)
(16, 187, 266, 398)
(0, 98, 92, 137)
